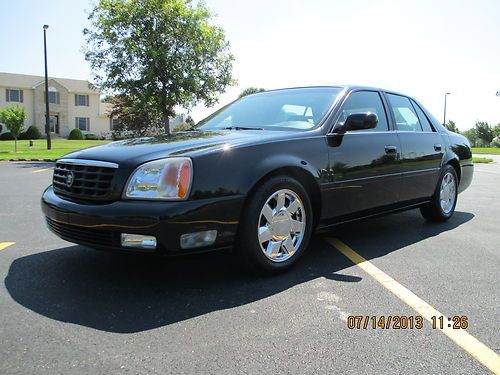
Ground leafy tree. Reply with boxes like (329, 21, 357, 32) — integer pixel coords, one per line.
(445, 120, 459, 133)
(474, 121, 494, 146)
(462, 128, 479, 147)
(84, 0, 235, 134)
(238, 87, 266, 98)
(493, 123, 500, 138)
(108, 94, 164, 137)
(185, 115, 195, 127)
(0, 105, 27, 151)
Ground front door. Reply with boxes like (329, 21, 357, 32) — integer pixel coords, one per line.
(50, 114, 59, 134)
(324, 90, 402, 219)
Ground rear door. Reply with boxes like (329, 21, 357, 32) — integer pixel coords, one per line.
(324, 90, 402, 219)
(385, 93, 444, 203)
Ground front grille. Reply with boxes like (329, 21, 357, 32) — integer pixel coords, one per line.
(53, 160, 117, 202)
(46, 217, 116, 247)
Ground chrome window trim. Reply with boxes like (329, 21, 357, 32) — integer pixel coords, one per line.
(57, 159, 119, 169)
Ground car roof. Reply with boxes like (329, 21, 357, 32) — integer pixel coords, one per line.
(261, 85, 410, 98)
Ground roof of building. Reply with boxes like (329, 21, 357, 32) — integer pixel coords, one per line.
(0, 72, 99, 94)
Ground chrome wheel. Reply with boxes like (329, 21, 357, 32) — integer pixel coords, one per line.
(439, 172, 456, 214)
(258, 189, 306, 262)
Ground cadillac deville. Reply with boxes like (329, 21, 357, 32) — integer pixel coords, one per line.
(42, 86, 473, 273)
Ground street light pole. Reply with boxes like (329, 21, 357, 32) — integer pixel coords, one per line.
(443, 92, 451, 127)
(43, 24, 51, 150)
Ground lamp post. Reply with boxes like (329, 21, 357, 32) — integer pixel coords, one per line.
(43, 24, 51, 150)
(443, 92, 451, 127)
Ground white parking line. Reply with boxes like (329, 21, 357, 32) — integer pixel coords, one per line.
(326, 237, 500, 375)
(32, 167, 53, 174)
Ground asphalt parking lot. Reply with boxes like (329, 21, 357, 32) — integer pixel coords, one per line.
(0, 160, 499, 375)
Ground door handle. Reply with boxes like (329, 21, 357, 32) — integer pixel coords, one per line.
(384, 145, 398, 154)
(434, 144, 442, 152)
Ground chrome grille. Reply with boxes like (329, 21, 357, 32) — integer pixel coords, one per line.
(53, 159, 118, 202)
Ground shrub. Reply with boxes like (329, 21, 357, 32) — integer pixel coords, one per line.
(172, 122, 193, 132)
(84, 133, 98, 140)
(26, 125, 42, 139)
(490, 137, 500, 148)
(68, 128, 83, 140)
(0, 132, 15, 141)
(18, 132, 29, 140)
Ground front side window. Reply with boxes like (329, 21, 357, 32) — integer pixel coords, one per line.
(197, 87, 342, 131)
(387, 94, 422, 131)
(75, 117, 90, 131)
(75, 94, 89, 106)
(337, 91, 389, 131)
(6, 89, 23, 103)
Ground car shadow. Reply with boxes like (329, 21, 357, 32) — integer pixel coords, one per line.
(5, 209, 473, 333)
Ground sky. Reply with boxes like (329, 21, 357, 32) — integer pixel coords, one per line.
(1, 0, 499, 130)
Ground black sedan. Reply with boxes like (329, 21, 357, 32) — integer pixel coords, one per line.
(42, 86, 473, 273)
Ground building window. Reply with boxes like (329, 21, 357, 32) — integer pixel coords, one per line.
(75, 94, 89, 106)
(46, 91, 60, 104)
(110, 118, 120, 130)
(6, 89, 23, 103)
(75, 117, 90, 131)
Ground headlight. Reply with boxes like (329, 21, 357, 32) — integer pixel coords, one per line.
(124, 157, 192, 200)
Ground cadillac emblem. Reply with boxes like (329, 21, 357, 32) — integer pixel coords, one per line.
(65, 171, 75, 188)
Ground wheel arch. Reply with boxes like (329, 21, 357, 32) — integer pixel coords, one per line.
(239, 162, 322, 229)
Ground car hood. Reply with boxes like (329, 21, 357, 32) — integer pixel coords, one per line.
(61, 130, 298, 166)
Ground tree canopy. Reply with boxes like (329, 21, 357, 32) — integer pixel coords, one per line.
(445, 120, 459, 133)
(238, 87, 266, 98)
(84, 0, 236, 134)
(0, 105, 27, 151)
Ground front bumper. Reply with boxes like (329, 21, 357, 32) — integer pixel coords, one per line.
(41, 186, 245, 254)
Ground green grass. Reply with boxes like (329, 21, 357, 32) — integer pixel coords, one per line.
(471, 147, 500, 155)
(472, 157, 494, 163)
(0, 139, 110, 160)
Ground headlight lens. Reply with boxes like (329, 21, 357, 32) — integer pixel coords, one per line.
(124, 157, 192, 200)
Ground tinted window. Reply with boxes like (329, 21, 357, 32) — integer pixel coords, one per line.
(338, 91, 388, 131)
(198, 87, 342, 131)
(411, 100, 434, 132)
(387, 94, 422, 131)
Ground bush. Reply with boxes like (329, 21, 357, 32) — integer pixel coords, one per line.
(172, 122, 193, 132)
(26, 125, 42, 139)
(490, 137, 500, 148)
(84, 133, 98, 140)
(18, 132, 29, 140)
(68, 128, 83, 140)
(0, 132, 15, 140)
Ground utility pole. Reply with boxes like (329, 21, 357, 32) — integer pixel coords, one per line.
(43, 24, 52, 150)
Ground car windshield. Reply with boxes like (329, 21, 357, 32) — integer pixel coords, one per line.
(197, 87, 343, 131)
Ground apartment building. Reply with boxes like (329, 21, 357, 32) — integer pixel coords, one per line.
(0, 72, 113, 138)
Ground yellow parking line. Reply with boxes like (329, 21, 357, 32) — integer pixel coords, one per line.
(325, 237, 500, 375)
(0, 242, 15, 251)
(32, 167, 53, 173)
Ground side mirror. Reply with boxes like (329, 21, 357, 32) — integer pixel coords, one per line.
(336, 112, 378, 133)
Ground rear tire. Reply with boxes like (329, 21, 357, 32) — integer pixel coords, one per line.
(236, 175, 313, 274)
(420, 165, 458, 222)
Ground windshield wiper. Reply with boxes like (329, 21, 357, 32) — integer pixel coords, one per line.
(222, 126, 264, 131)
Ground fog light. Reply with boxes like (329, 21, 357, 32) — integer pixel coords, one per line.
(180, 230, 217, 249)
(121, 233, 157, 249)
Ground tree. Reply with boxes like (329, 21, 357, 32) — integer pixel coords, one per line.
(108, 94, 164, 137)
(185, 115, 195, 127)
(445, 120, 459, 133)
(493, 123, 500, 138)
(238, 87, 265, 98)
(474, 121, 494, 146)
(462, 128, 478, 147)
(84, 0, 235, 135)
(0, 105, 27, 152)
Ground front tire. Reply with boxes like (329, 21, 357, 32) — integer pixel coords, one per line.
(236, 176, 313, 274)
(420, 165, 458, 222)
